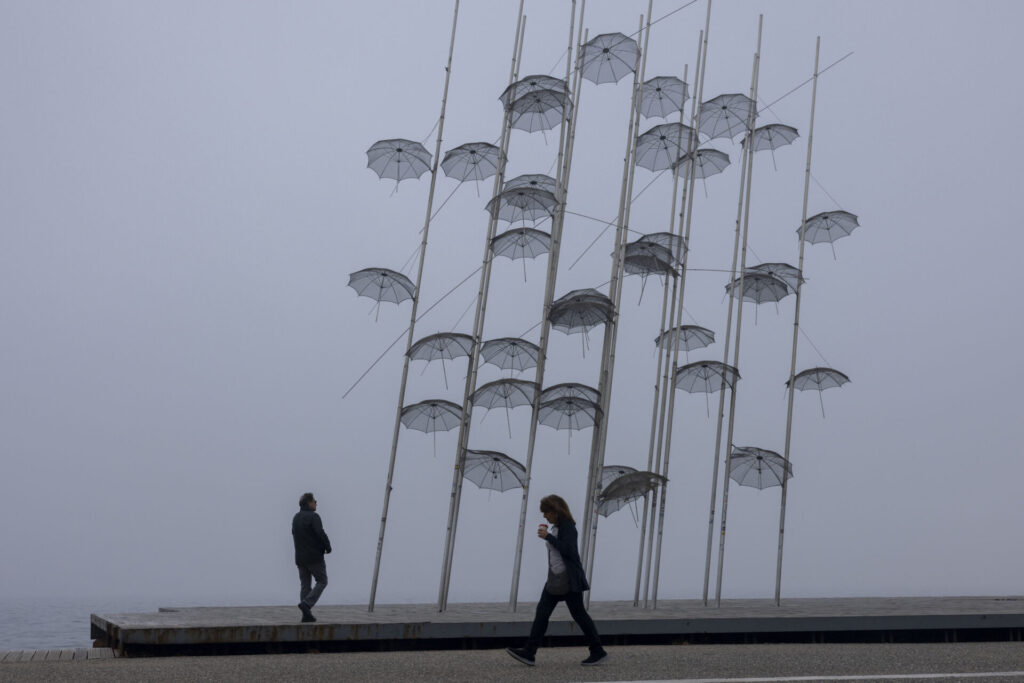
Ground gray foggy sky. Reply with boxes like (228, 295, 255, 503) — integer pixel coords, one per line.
(1, 0, 1022, 607)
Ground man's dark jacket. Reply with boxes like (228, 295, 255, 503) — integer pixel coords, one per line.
(544, 520, 590, 593)
(292, 507, 332, 566)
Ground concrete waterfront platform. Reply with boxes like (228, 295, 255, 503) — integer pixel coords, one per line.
(91, 596, 1024, 656)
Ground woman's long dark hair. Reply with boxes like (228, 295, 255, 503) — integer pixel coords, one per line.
(539, 494, 575, 524)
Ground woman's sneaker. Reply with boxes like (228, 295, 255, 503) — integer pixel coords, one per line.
(505, 647, 535, 666)
(581, 649, 608, 666)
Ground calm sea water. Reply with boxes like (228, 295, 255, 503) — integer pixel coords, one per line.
(0, 596, 272, 650)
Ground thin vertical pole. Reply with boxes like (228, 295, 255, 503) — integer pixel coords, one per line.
(714, 16, 763, 607)
(582, 6, 652, 596)
(437, 5, 526, 611)
(509, 0, 582, 611)
(776, 37, 821, 606)
(633, 59, 689, 607)
(369, 0, 461, 612)
(647, 0, 714, 608)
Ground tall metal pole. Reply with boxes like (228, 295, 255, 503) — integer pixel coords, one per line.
(582, 6, 652, 595)
(647, 0, 714, 608)
(437, 5, 526, 611)
(775, 36, 821, 606)
(714, 16, 763, 607)
(633, 59, 690, 607)
(508, 0, 583, 611)
(368, 0, 461, 612)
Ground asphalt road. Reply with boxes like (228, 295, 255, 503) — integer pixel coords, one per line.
(2, 642, 1023, 682)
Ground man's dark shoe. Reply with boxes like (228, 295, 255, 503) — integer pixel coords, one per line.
(581, 649, 607, 666)
(298, 603, 316, 623)
(505, 647, 535, 666)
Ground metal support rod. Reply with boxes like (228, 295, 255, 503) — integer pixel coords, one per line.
(437, 5, 526, 611)
(582, 6, 653, 599)
(508, 0, 583, 612)
(647, 0, 713, 607)
(776, 36, 821, 606)
(714, 15, 763, 607)
(369, 0, 461, 612)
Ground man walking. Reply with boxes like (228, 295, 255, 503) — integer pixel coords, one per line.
(292, 492, 331, 622)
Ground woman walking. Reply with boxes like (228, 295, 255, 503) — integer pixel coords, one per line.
(506, 494, 608, 666)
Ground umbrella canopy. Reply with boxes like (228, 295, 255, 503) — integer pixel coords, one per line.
(540, 382, 600, 404)
(729, 446, 792, 490)
(655, 324, 715, 352)
(408, 332, 474, 362)
(623, 240, 677, 278)
(537, 396, 602, 431)
(480, 337, 540, 373)
(499, 75, 568, 110)
(348, 268, 416, 305)
(491, 227, 551, 261)
(463, 450, 527, 492)
(748, 262, 803, 294)
(799, 210, 860, 245)
(366, 138, 432, 181)
(638, 232, 685, 263)
(470, 378, 538, 410)
(787, 366, 850, 391)
(675, 148, 731, 179)
(743, 123, 799, 151)
(548, 288, 615, 336)
(400, 399, 463, 433)
(486, 187, 558, 224)
(640, 76, 688, 119)
(509, 88, 572, 133)
(600, 465, 638, 490)
(597, 471, 667, 517)
(504, 173, 557, 195)
(581, 32, 640, 85)
(725, 272, 791, 305)
(440, 142, 503, 183)
(635, 122, 696, 172)
(699, 93, 756, 140)
(674, 360, 740, 393)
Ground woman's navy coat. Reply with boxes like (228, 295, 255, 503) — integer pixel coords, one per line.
(544, 520, 590, 593)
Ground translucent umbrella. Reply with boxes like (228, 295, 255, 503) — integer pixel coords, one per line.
(463, 450, 527, 493)
(638, 232, 684, 264)
(799, 210, 860, 257)
(504, 173, 557, 195)
(675, 360, 740, 415)
(597, 471, 667, 518)
(408, 332, 474, 389)
(491, 228, 551, 281)
(747, 263, 803, 294)
(540, 382, 600, 404)
(366, 138, 432, 183)
(538, 396, 602, 454)
(675, 148, 730, 197)
(640, 76, 688, 119)
(486, 187, 558, 224)
(729, 446, 792, 490)
(400, 399, 462, 457)
(470, 378, 539, 437)
(725, 272, 791, 323)
(635, 122, 696, 172)
(581, 32, 640, 85)
(698, 93, 756, 140)
(509, 88, 572, 134)
(786, 366, 850, 417)
(623, 241, 677, 303)
(654, 324, 714, 362)
(600, 465, 638, 490)
(441, 142, 503, 184)
(499, 75, 568, 110)
(347, 267, 416, 321)
(548, 288, 615, 354)
(480, 337, 540, 374)
(743, 123, 799, 170)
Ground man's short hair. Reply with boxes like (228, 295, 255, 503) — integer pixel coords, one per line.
(299, 492, 315, 509)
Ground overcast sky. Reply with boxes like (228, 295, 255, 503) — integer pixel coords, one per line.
(1, 0, 1022, 609)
